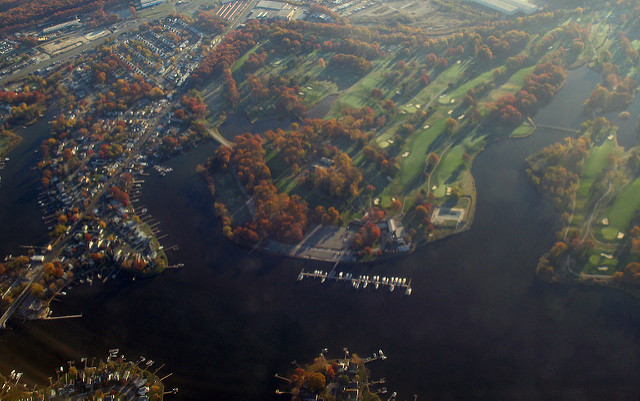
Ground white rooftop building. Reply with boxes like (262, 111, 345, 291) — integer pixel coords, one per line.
(464, 0, 539, 15)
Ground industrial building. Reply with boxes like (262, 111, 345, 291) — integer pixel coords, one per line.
(42, 18, 81, 34)
(248, 0, 297, 20)
(464, 0, 539, 15)
(137, 0, 165, 9)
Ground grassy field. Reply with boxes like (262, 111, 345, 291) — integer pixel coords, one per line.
(328, 58, 395, 115)
(439, 67, 495, 104)
(397, 117, 446, 185)
(231, 44, 260, 73)
(510, 121, 535, 137)
(575, 139, 617, 209)
(213, 169, 253, 225)
(483, 65, 536, 106)
(584, 250, 619, 275)
(600, 177, 640, 240)
(0, 131, 20, 157)
(407, 62, 466, 108)
(431, 134, 485, 197)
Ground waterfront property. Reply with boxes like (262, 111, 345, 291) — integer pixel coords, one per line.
(0, 351, 172, 400)
(276, 349, 390, 401)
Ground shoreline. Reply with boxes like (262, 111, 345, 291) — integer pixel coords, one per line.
(538, 272, 640, 301)
(201, 161, 475, 265)
(0, 132, 22, 159)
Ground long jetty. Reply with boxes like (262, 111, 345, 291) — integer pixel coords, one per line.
(534, 124, 580, 134)
(297, 269, 412, 295)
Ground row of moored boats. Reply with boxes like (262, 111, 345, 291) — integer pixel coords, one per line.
(298, 269, 412, 295)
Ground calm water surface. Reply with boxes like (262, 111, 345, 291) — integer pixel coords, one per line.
(1, 66, 640, 400)
(0, 113, 53, 257)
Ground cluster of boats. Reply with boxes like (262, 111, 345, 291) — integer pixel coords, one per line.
(153, 165, 173, 176)
(297, 269, 412, 295)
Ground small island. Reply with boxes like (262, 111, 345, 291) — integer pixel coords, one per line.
(276, 348, 393, 401)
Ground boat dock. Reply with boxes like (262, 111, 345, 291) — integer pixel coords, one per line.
(297, 269, 412, 295)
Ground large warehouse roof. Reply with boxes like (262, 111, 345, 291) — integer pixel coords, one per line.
(465, 0, 539, 15)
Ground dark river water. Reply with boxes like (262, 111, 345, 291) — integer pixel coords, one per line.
(2, 66, 640, 400)
(0, 112, 53, 257)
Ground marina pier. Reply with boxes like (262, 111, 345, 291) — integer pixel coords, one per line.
(297, 269, 412, 295)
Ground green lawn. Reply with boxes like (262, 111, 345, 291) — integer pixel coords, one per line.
(298, 80, 337, 108)
(231, 44, 260, 73)
(576, 139, 616, 206)
(0, 135, 16, 156)
(213, 170, 253, 225)
(600, 177, 640, 240)
(406, 62, 467, 108)
(584, 250, 618, 275)
(328, 58, 394, 114)
(590, 23, 611, 49)
(439, 67, 496, 104)
(0, 131, 19, 157)
(483, 65, 536, 106)
(510, 122, 535, 137)
(432, 134, 485, 197)
(398, 117, 446, 185)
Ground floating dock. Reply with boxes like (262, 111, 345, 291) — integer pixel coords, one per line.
(297, 269, 412, 295)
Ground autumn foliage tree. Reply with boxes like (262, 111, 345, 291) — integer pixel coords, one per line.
(216, 133, 309, 243)
(310, 152, 362, 199)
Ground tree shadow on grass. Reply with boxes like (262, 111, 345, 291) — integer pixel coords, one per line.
(445, 164, 465, 185)
(318, 67, 366, 91)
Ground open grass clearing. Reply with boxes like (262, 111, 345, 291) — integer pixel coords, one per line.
(431, 134, 484, 198)
(510, 122, 535, 137)
(213, 170, 253, 224)
(482, 65, 536, 107)
(0, 133, 19, 157)
(231, 44, 260, 73)
(584, 250, 618, 275)
(407, 62, 467, 107)
(599, 177, 640, 240)
(396, 117, 446, 187)
(575, 139, 617, 205)
(328, 58, 398, 116)
(439, 67, 496, 104)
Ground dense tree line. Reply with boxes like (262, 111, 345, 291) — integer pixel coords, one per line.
(216, 133, 308, 243)
(309, 152, 362, 199)
(0, 0, 120, 33)
(526, 136, 588, 209)
(195, 10, 227, 34)
(488, 60, 567, 127)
